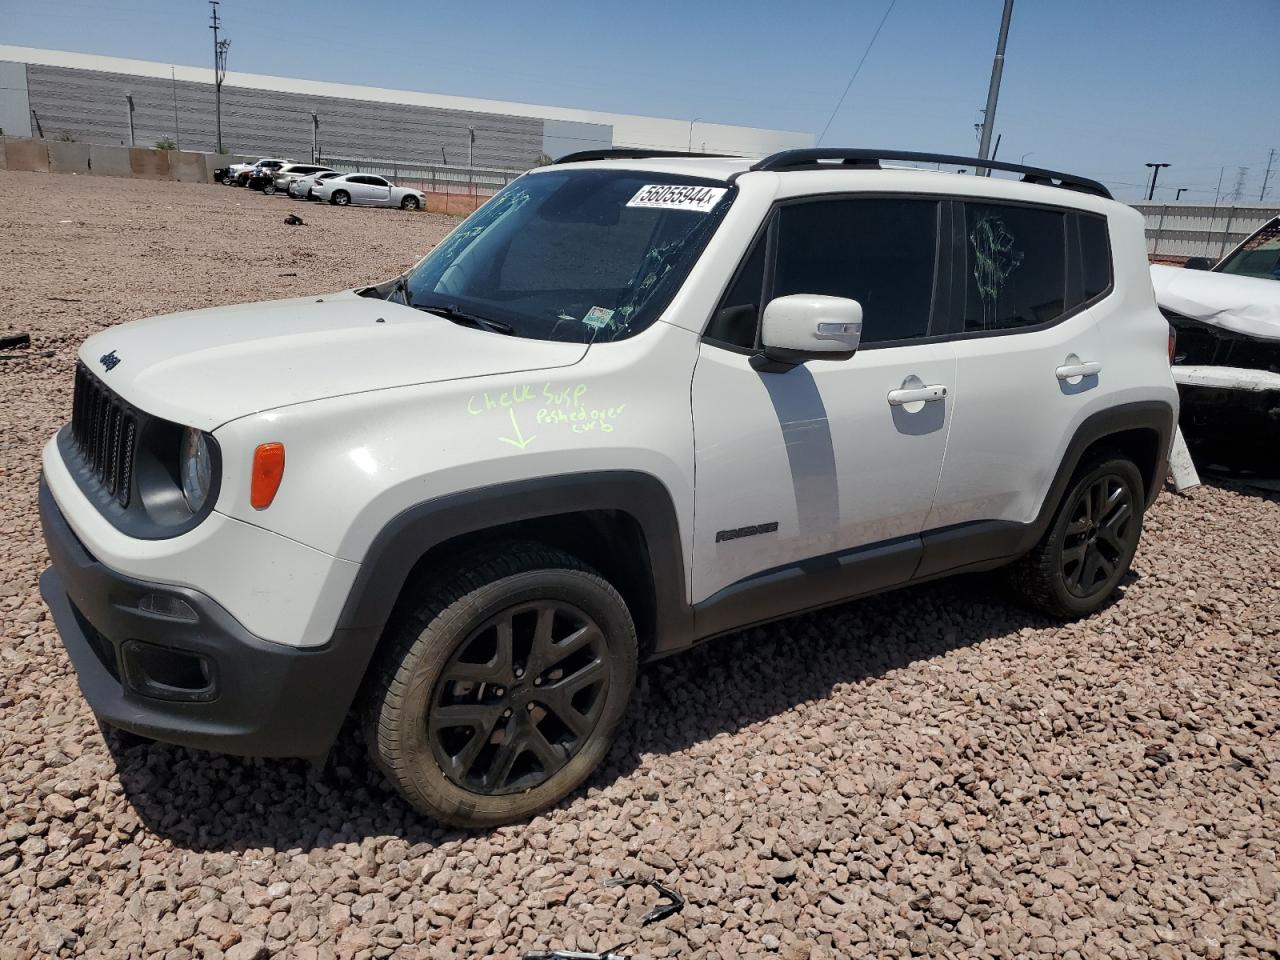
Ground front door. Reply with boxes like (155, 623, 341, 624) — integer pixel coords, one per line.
(366, 177, 393, 206)
(691, 195, 956, 607)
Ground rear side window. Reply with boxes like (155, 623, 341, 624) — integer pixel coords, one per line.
(963, 203, 1067, 331)
(773, 199, 939, 344)
(1078, 214, 1112, 301)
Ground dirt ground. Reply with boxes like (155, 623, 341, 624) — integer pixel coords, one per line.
(0, 170, 1277, 960)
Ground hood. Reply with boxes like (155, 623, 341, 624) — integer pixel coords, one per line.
(1150, 264, 1280, 342)
(79, 292, 588, 431)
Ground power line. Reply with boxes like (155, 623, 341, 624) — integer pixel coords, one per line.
(816, 0, 898, 145)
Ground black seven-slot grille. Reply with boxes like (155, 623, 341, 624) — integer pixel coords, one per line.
(70, 362, 137, 508)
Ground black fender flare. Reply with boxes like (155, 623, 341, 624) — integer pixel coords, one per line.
(334, 470, 692, 644)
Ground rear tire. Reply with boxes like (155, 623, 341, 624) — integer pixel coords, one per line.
(331, 190, 350, 206)
(1007, 455, 1145, 619)
(364, 542, 637, 827)
(263, 182, 277, 195)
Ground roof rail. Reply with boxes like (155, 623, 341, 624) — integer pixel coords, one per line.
(749, 148, 1112, 199)
(554, 148, 737, 164)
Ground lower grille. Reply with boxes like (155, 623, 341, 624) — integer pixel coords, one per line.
(70, 363, 137, 507)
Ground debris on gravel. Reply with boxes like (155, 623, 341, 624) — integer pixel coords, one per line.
(1, 171, 1277, 959)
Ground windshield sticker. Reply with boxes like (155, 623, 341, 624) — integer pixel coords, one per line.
(466, 381, 626, 449)
(582, 306, 615, 329)
(627, 184, 727, 213)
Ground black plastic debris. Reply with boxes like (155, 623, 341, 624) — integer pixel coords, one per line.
(605, 876, 685, 926)
(284, 214, 305, 226)
(0, 333, 31, 351)
(519, 877, 684, 960)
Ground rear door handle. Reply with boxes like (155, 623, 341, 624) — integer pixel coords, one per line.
(1056, 360, 1101, 380)
(887, 384, 948, 406)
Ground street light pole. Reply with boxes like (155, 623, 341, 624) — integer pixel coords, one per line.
(688, 117, 701, 153)
(1145, 162, 1170, 200)
(976, 0, 1014, 174)
(1019, 151, 1034, 165)
(1175, 188, 1187, 201)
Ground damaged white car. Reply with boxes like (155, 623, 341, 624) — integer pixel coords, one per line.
(1153, 262, 1280, 470)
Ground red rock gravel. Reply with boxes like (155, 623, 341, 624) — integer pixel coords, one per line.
(0, 171, 1277, 960)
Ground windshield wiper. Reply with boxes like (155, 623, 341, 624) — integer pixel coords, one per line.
(413, 302, 516, 336)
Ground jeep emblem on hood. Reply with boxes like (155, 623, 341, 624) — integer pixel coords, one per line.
(99, 350, 121, 371)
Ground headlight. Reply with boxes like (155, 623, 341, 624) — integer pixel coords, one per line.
(180, 428, 213, 512)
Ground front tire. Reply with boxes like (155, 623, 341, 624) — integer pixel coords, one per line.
(364, 543, 637, 827)
(1008, 455, 1145, 619)
(331, 190, 350, 206)
(400, 196, 420, 210)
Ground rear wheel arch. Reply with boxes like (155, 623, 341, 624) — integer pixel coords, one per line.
(1033, 401, 1174, 538)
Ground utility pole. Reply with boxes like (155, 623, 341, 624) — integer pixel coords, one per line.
(171, 67, 181, 149)
(125, 94, 135, 147)
(311, 111, 319, 162)
(210, 1, 230, 155)
(1260, 148, 1276, 202)
(1144, 162, 1169, 200)
(976, 0, 1014, 175)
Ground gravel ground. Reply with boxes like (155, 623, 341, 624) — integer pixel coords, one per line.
(1, 170, 1277, 960)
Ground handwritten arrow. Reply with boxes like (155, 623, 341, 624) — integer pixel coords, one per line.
(497, 407, 536, 450)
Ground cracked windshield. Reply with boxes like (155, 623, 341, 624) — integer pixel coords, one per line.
(402, 169, 733, 342)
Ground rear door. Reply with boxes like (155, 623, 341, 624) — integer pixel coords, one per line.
(922, 200, 1108, 571)
(691, 195, 957, 605)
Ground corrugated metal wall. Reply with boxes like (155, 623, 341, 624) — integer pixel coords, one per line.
(1134, 202, 1280, 260)
(22, 63, 547, 169)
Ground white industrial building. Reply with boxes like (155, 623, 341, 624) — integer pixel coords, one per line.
(0, 45, 812, 170)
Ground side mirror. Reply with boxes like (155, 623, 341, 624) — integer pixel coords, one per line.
(752, 294, 862, 371)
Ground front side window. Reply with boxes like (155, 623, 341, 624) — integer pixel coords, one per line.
(405, 169, 735, 343)
(772, 198, 939, 344)
(964, 203, 1067, 331)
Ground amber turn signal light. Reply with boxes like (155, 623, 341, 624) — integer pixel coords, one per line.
(250, 443, 285, 510)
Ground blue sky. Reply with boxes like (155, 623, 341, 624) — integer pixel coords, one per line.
(5, 0, 1276, 201)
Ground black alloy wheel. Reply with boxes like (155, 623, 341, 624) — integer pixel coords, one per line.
(1008, 455, 1146, 619)
(364, 542, 637, 827)
(1060, 474, 1137, 598)
(429, 600, 611, 795)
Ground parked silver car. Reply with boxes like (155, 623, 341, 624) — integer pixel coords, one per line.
(288, 170, 343, 200)
(310, 173, 425, 210)
(268, 163, 334, 196)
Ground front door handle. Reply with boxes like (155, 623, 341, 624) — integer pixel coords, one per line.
(887, 384, 948, 406)
(1056, 359, 1102, 381)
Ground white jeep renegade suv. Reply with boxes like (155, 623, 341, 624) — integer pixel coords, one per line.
(40, 148, 1178, 826)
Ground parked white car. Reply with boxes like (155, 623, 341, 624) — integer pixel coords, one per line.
(288, 170, 342, 200)
(222, 157, 289, 186)
(267, 163, 334, 196)
(310, 173, 425, 209)
(39, 148, 1177, 827)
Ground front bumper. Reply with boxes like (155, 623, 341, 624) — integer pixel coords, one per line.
(39, 476, 374, 758)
